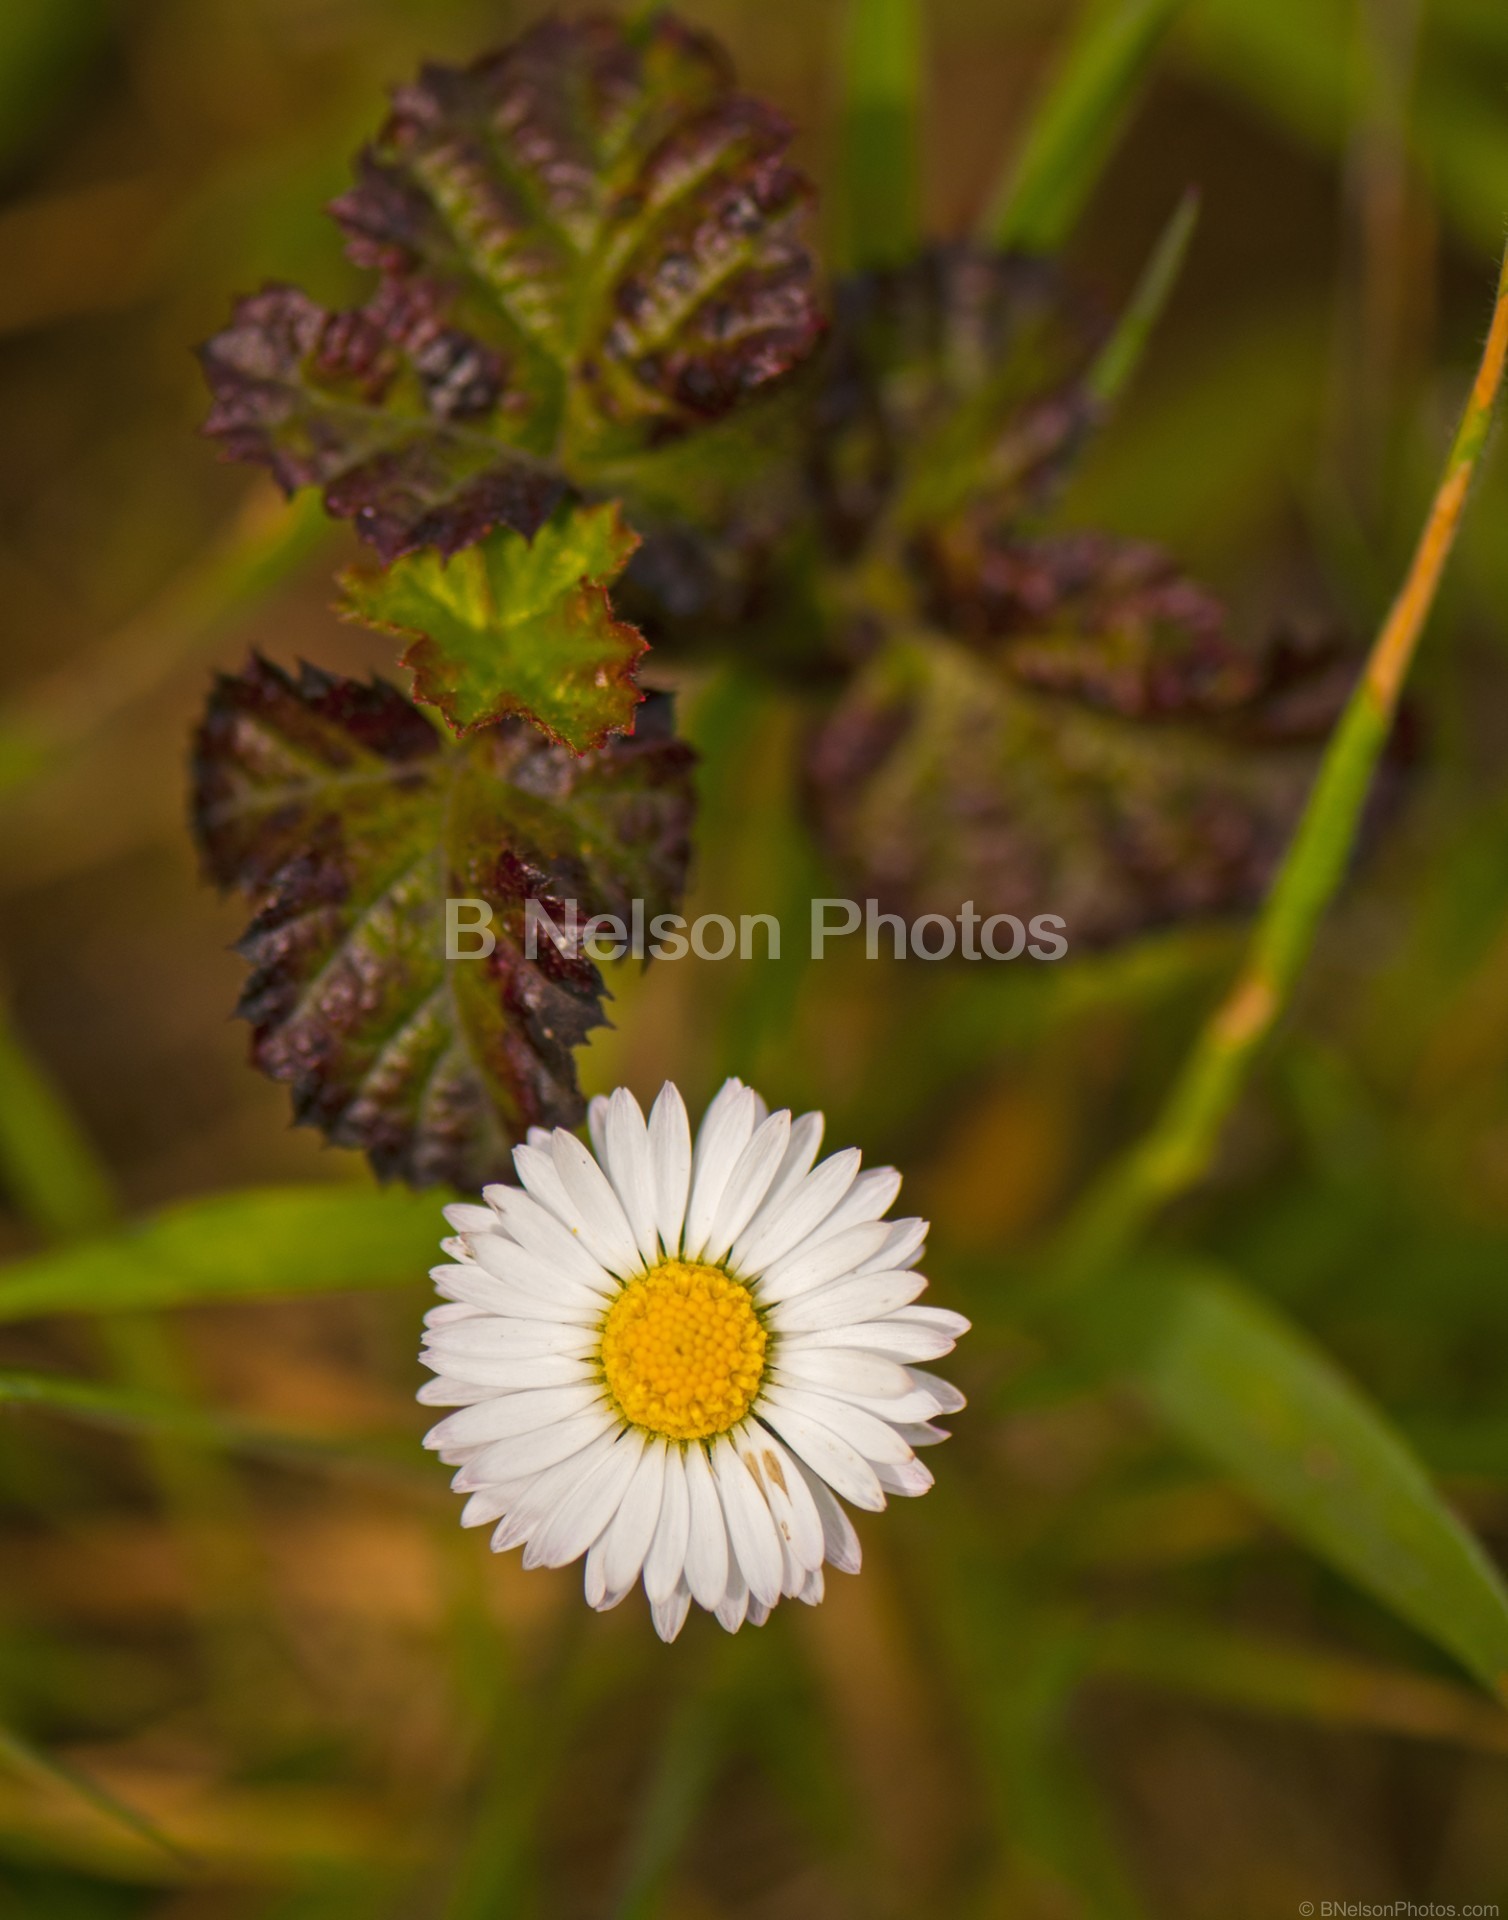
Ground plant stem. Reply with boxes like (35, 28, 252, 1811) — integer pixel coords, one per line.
(1057, 241, 1508, 1283)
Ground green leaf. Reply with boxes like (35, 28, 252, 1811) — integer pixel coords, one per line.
(1100, 1264, 1508, 1699)
(985, 0, 1190, 253)
(340, 502, 647, 750)
(192, 659, 694, 1187)
(201, 15, 822, 561)
(837, 0, 923, 270)
(0, 1185, 443, 1323)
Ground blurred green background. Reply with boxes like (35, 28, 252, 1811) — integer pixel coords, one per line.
(4, 0, 1508, 1914)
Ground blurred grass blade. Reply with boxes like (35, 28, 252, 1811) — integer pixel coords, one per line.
(0, 1185, 445, 1322)
(838, 0, 923, 268)
(0, 1723, 185, 1862)
(1059, 242, 1508, 1279)
(0, 1368, 418, 1478)
(984, 0, 1189, 253)
(612, 1697, 720, 1920)
(1086, 188, 1200, 409)
(1092, 1614, 1508, 1751)
(0, 1002, 114, 1238)
(1101, 1264, 1508, 1699)
(0, 484, 330, 801)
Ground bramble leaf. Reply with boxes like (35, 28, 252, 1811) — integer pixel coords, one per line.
(339, 502, 647, 750)
(813, 248, 1094, 555)
(200, 13, 822, 560)
(192, 658, 694, 1187)
(805, 536, 1357, 945)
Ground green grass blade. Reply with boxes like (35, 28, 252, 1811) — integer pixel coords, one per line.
(838, 0, 923, 268)
(1092, 1613, 1508, 1750)
(1098, 1264, 1508, 1699)
(1086, 188, 1200, 410)
(0, 1004, 114, 1239)
(1058, 242, 1508, 1279)
(0, 1184, 445, 1322)
(984, 0, 1189, 253)
(0, 1368, 419, 1479)
(0, 1723, 186, 1863)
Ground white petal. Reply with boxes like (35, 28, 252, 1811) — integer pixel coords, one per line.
(711, 1435, 786, 1609)
(894, 1305, 971, 1336)
(682, 1441, 730, 1610)
(762, 1385, 914, 1465)
(643, 1446, 691, 1604)
(421, 1319, 595, 1361)
(461, 1487, 512, 1527)
(897, 1421, 952, 1447)
(798, 1565, 826, 1606)
(487, 1427, 622, 1550)
(523, 1428, 646, 1570)
(424, 1301, 487, 1327)
(587, 1095, 610, 1162)
(701, 1110, 792, 1264)
(787, 1319, 956, 1363)
(651, 1581, 694, 1643)
(803, 1167, 901, 1243)
(732, 1148, 861, 1275)
(456, 1408, 616, 1489)
(907, 1367, 967, 1414)
(442, 1204, 497, 1235)
(771, 1270, 926, 1333)
(874, 1457, 935, 1497)
(755, 1400, 886, 1511)
(602, 1088, 660, 1266)
(730, 1111, 824, 1261)
(472, 1193, 614, 1295)
(647, 1081, 693, 1257)
(771, 1347, 914, 1400)
(510, 1142, 581, 1231)
(435, 1258, 601, 1325)
(856, 1217, 928, 1273)
(713, 1561, 749, 1633)
(792, 1458, 862, 1573)
(683, 1082, 756, 1258)
(746, 1596, 773, 1628)
(736, 1425, 825, 1573)
(602, 1439, 667, 1596)
(549, 1130, 642, 1276)
(418, 1350, 593, 1392)
(416, 1375, 495, 1406)
(424, 1383, 604, 1451)
(755, 1223, 893, 1307)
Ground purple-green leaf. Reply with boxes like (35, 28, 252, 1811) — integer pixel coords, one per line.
(339, 502, 647, 751)
(200, 14, 823, 559)
(192, 658, 694, 1187)
(805, 536, 1358, 946)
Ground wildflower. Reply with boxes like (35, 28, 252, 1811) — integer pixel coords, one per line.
(420, 1079, 968, 1638)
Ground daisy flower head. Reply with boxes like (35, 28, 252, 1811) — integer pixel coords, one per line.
(419, 1079, 970, 1641)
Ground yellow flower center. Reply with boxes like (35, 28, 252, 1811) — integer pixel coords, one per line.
(599, 1259, 767, 1442)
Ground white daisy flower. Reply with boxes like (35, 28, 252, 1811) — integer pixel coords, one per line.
(418, 1078, 969, 1641)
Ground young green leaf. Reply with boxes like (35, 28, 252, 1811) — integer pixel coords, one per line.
(340, 502, 647, 749)
(192, 659, 694, 1187)
(201, 15, 823, 560)
(1102, 1263, 1508, 1700)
